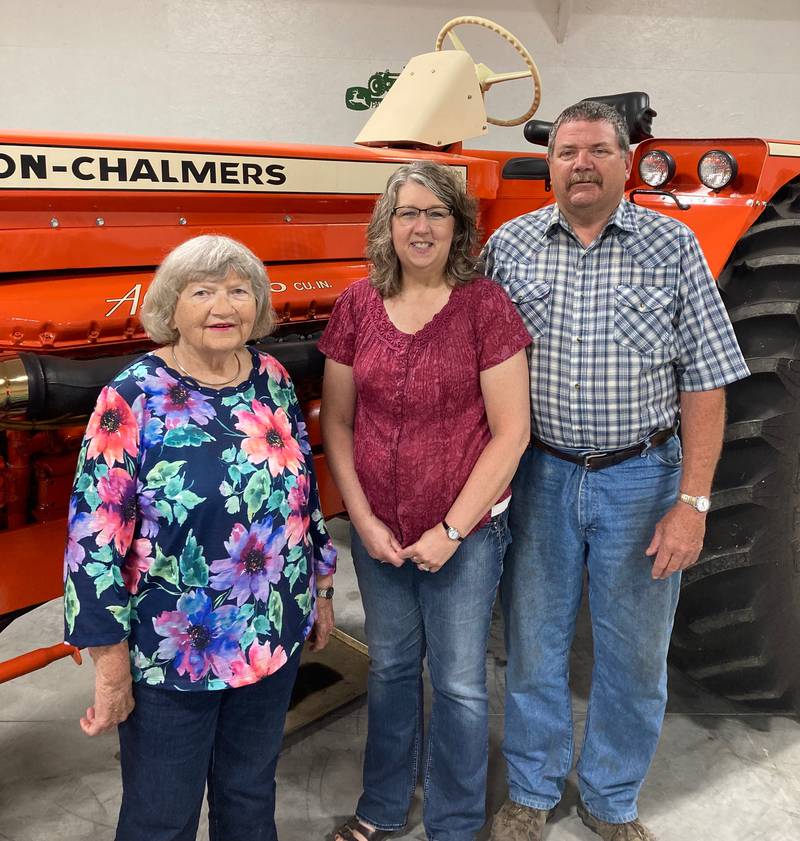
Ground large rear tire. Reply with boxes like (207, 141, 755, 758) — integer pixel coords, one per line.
(670, 179, 800, 709)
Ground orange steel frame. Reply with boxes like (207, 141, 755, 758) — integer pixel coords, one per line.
(1, 130, 800, 683)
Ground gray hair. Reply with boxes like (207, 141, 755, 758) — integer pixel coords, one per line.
(140, 235, 275, 345)
(366, 161, 479, 298)
(547, 101, 630, 158)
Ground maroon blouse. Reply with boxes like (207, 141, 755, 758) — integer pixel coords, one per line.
(318, 277, 531, 546)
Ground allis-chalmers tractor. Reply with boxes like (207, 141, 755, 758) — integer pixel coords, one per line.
(1, 17, 799, 711)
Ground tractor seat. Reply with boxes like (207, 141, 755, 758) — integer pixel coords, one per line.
(524, 91, 656, 148)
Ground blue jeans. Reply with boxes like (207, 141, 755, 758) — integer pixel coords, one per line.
(501, 436, 682, 824)
(352, 512, 509, 841)
(116, 649, 301, 841)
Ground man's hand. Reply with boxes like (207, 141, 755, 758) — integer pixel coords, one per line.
(400, 524, 459, 574)
(81, 642, 134, 736)
(355, 514, 405, 567)
(646, 502, 706, 580)
(308, 589, 335, 651)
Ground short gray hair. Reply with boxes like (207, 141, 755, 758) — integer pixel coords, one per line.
(367, 161, 479, 298)
(547, 100, 630, 158)
(140, 235, 275, 345)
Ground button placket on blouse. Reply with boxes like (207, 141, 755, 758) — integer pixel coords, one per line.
(568, 247, 587, 444)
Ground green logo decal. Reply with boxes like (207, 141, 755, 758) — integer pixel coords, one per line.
(345, 69, 400, 111)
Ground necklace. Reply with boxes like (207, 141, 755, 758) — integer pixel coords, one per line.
(171, 344, 243, 388)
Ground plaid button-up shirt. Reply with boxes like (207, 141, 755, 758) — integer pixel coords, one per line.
(484, 200, 750, 450)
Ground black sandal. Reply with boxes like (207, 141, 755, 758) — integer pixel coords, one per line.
(333, 815, 395, 841)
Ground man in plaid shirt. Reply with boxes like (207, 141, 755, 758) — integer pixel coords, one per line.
(485, 101, 749, 841)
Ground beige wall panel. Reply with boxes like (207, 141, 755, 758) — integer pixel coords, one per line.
(0, 0, 798, 151)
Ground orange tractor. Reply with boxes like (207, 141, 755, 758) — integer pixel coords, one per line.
(1, 17, 798, 709)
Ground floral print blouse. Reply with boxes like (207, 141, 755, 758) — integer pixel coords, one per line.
(63, 349, 337, 691)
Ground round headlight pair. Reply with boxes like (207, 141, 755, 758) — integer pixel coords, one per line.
(638, 148, 738, 191)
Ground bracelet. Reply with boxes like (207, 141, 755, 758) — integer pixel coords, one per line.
(316, 586, 334, 599)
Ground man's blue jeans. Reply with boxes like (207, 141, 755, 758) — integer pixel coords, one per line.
(352, 512, 509, 841)
(115, 649, 301, 841)
(501, 436, 682, 824)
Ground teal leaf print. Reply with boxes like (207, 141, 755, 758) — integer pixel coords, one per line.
(144, 666, 165, 686)
(207, 678, 228, 691)
(95, 463, 109, 478)
(76, 474, 93, 493)
(225, 496, 241, 515)
(268, 589, 283, 635)
(107, 602, 131, 631)
(179, 531, 209, 587)
(163, 426, 214, 448)
(243, 470, 271, 520)
(155, 499, 174, 525)
(286, 563, 301, 589)
(175, 489, 204, 510)
(146, 460, 186, 489)
(253, 614, 270, 635)
(295, 591, 312, 617)
(85, 562, 116, 598)
(173, 502, 188, 525)
(219, 480, 233, 497)
(290, 641, 300, 657)
(90, 544, 114, 564)
(237, 603, 255, 620)
(268, 377, 290, 410)
(221, 393, 243, 408)
(228, 464, 242, 484)
(267, 490, 284, 512)
(238, 461, 256, 476)
(240, 624, 257, 651)
(150, 545, 179, 585)
(241, 385, 256, 403)
(64, 576, 80, 635)
(279, 499, 292, 519)
(84, 486, 102, 512)
(164, 474, 185, 499)
(221, 445, 237, 463)
(287, 544, 305, 563)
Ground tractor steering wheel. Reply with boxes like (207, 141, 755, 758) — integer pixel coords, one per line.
(435, 16, 543, 127)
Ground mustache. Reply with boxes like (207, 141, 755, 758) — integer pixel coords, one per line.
(568, 173, 602, 186)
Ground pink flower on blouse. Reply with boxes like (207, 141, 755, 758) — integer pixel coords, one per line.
(233, 401, 303, 477)
(91, 468, 138, 556)
(85, 386, 139, 467)
(122, 538, 154, 594)
(229, 641, 288, 688)
(259, 353, 289, 383)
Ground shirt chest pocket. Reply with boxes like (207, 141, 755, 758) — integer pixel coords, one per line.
(511, 280, 551, 339)
(613, 284, 676, 355)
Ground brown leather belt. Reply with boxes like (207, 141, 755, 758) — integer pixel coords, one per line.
(532, 427, 675, 471)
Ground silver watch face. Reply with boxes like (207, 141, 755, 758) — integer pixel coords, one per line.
(696, 496, 711, 513)
(446, 526, 460, 541)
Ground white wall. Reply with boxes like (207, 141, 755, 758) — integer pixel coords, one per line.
(1, 0, 798, 152)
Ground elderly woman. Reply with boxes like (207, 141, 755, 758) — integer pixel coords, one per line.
(319, 162, 531, 841)
(63, 234, 336, 841)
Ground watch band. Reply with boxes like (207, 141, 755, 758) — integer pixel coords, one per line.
(679, 492, 710, 513)
(316, 586, 334, 599)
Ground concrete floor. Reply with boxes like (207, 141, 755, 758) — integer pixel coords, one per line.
(1, 516, 799, 841)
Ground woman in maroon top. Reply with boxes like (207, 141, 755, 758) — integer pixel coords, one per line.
(319, 162, 531, 841)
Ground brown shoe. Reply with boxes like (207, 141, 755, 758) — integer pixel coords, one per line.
(490, 799, 552, 841)
(577, 802, 656, 841)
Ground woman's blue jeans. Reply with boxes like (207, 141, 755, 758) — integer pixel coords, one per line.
(351, 512, 509, 841)
(501, 436, 682, 824)
(115, 649, 301, 841)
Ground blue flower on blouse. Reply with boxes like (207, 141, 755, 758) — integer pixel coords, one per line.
(210, 519, 287, 606)
(153, 589, 246, 683)
(141, 367, 215, 428)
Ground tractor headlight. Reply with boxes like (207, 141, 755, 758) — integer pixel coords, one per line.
(638, 150, 675, 188)
(698, 150, 738, 190)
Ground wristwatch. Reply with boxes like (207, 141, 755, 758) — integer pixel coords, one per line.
(316, 586, 334, 599)
(442, 520, 463, 542)
(679, 492, 711, 513)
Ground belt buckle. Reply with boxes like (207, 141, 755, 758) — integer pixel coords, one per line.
(582, 450, 608, 469)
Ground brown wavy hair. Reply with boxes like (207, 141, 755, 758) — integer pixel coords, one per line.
(366, 161, 479, 298)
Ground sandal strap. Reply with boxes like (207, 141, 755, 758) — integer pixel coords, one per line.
(335, 817, 392, 841)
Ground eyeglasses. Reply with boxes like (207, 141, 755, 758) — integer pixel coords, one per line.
(392, 205, 453, 224)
